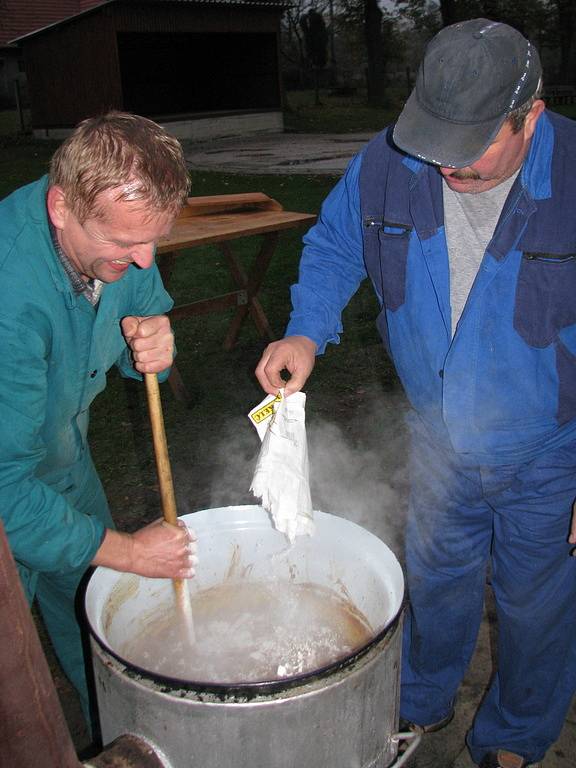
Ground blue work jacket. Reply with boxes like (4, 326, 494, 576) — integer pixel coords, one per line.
(287, 111, 576, 464)
(0, 177, 173, 587)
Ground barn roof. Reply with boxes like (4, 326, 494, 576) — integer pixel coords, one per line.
(7, 0, 288, 46)
(0, 1, 104, 48)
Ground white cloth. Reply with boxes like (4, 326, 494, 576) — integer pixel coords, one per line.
(248, 389, 314, 542)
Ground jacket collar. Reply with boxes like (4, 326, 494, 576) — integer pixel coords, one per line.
(520, 109, 553, 200)
(29, 175, 81, 308)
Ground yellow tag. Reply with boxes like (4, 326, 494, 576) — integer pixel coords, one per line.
(250, 393, 282, 424)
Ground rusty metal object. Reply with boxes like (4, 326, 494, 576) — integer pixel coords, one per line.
(0, 520, 82, 768)
(84, 734, 167, 767)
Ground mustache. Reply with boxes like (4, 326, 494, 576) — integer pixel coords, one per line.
(440, 168, 482, 181)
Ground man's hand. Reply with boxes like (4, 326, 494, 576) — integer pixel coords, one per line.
(121, 314, 174, 374)
(569, 500, 576, 550)
(255, 335, 317, 396)
(92, 519, 197, 579)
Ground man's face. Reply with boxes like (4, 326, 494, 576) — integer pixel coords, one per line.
(47, 186, 175, 283)
(439, 100, 545, 194)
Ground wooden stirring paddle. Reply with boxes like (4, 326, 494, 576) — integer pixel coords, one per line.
(145, 372, 195, 643)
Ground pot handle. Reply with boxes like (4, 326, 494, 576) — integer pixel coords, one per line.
(388, 730, 422, 767)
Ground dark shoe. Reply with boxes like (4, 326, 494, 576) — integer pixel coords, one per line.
(478, 750, 541, 768)
(399, 709, 455, 734)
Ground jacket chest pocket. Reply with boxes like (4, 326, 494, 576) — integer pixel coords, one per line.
(364, 218, 411, 312)
(513, 252, 576, 347)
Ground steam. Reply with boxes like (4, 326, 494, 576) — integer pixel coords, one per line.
(176, 387, 409, 563)
(174, 415, 256, 516)
(306, 390, 409, 561)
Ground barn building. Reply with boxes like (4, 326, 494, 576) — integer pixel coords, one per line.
(9, 0, 286, 139)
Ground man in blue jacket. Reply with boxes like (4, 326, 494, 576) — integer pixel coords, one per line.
(0, 112, 197, 727)
(256, 19, 576, 768)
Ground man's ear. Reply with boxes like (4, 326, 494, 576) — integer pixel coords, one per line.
(46, 185, 71, 230)
(524, 99, 546, 141)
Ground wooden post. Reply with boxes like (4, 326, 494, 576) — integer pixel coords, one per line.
(0, 521, 82, 768)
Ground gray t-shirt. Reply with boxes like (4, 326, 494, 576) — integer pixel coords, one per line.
(443, 171, 519, 334)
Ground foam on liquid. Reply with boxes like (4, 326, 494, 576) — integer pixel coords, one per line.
(116, 580, 374, 684)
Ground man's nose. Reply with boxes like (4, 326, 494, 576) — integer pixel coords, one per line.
(130, 243, 155, 269)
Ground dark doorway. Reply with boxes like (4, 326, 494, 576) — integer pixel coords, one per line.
(118, 31, 280, 116)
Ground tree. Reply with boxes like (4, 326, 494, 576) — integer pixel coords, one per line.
(364, 0, 388, 105)
(395, 0, 442, 36)
(553, 0, 576, 85)
(281, 0, 312, 89)
(396, 0, 551, 36)
(395, 0, 562, 83)
(338, 0, 398, 107)
(300, 9, 329, 104)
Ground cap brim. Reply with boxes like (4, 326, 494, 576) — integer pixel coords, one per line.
(392, 89, 505, 168)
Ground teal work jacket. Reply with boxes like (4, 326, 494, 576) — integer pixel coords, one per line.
(0, 176, 173, 595)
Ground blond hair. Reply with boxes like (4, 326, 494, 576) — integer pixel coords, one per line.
(49, 111, 190, 222)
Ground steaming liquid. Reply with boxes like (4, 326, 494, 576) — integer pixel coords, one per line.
(117, 580, 373, 684)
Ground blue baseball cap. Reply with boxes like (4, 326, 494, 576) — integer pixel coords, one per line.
(393, 19, 542, 168)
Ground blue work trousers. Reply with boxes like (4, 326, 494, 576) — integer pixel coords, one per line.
(400, 421, 576, 764)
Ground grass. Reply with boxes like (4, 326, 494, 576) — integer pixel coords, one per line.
(0, 136, 57, 198)
(2, 93, 574, 526)
(0, 107, 30, 135)
(283, 89, 576, 133)
(284, 88, 404, 133)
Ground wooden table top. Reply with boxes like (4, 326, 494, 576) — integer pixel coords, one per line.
(156, 192, 317, 253)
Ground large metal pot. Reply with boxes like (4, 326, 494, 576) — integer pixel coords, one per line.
(85, 505, 412, 768)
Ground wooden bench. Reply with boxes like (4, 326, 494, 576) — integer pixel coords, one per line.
(156, 192, 316, 402)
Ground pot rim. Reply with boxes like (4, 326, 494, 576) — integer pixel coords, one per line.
(84, 590, 406, 699)
(84, 505, 405, 698)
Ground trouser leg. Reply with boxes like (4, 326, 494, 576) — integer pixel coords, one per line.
(400, 433, 492, 725)
(36, 455, 114, 734)
(36, 566, 93, 723)
(468, 443, 576, 764)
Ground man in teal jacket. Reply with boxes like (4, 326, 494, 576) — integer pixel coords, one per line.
(0, 112, 197, 725)
(256, 20, 576, 768)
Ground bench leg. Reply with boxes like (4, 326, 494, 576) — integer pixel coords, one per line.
(220, 233, 278, 350)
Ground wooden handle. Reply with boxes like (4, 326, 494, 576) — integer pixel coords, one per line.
(144, 373, 195, 642)
(144, 373, 178, 527)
